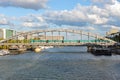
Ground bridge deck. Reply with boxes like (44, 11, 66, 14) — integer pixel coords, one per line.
(0, 42, 114, 46)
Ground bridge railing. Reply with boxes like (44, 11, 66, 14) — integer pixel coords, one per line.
(30, 39, 111, 43)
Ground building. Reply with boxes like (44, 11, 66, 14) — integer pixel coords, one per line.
(34, 35, 64, 40)
(106, 28, 119, 35)
(0, 29, 4, 39)
(106, 32, 120, 42)
(40, 35, 64, 40)
(0, 28, 16, 39)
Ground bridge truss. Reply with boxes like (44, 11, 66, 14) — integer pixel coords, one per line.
(0, 29, 116, 46)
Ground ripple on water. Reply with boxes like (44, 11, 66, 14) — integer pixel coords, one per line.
(0, 47, 120, 80)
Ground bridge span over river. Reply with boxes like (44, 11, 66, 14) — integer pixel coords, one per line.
(0, 29, 116, 46)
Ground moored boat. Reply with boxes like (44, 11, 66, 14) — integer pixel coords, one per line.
(0, 50, 10, 56)
(34, 47, 42, 53)
(91, 47, 112, 56)
(39, 46, 54, 50)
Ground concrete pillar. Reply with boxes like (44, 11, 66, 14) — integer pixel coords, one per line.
(95, 34, 98, 44)
(80, 31, 82, 41)
(88, 32, 90, 42)
(66, 31, 67, 40)
(44, 32, 46, 40)
(51, 31, 53, 41)
(58, 31, 60, 40)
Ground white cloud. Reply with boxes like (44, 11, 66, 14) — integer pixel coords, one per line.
(21, 22, 48, 29)
(0, 15, 10, 25)
(92, 0, 115, 5)
(20, 15, 45, 23)
(22, 22, 33, 27)
(37, 16, 45, 22)
(42, 0, 120, 32)
(0, 18, 9, 25)
(87, 14, 108, 24)
(1, 0, 120, 33)
(0, 0, 48, 10)
(87, 26, 95, 31)
(22, 22, 41, 27)
(105, 0, 120, 17)
(44, 4, 109, 26)
(20, 14, 48, 29)
(110, 25, 120, 30)
(90, 6, 109, 17)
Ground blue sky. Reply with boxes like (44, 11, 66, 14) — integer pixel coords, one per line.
(0, 0, 91, 16)
(48, 0, 91, 10)
(0, 0, 120, 35)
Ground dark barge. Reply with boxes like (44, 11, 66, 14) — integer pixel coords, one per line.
(91, 47, 112, 56)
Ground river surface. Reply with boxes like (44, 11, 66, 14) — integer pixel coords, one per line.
(0, 46, 120, 80)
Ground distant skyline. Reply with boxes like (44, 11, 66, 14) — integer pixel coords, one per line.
(0, 0, 120, 35)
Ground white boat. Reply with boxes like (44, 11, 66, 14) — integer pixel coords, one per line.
(0, 50, 10, 56)
(34, 47, 42, 53)
(44, 46, 54, 49)
(39, 46, 53, 50)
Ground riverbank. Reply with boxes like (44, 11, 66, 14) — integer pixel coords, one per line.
(0, 45, 120, 56)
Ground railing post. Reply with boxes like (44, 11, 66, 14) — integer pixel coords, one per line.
(80, 31, 82, 42)
(58, 31, 60, 40)
(51, 31, 53, 41)
(66, 31, 67, 40)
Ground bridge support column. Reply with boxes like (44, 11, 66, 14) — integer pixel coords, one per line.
(51, 31, 53, 41)
(80, 31, 82, 41)
(66, 31, 67, 40)
(88, 32, 90, 42)
(58, 31, 60, 40)
(44, 32, 46, 40)
(95, 34, 98, 44)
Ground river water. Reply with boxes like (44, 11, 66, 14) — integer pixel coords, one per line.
(0, 46, 120, 80)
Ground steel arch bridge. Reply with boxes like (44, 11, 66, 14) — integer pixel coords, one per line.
(0, 29, 116, 46)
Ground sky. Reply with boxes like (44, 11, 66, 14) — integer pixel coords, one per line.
(0, 0, 120, 35)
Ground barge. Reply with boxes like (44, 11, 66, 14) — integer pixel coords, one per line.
(91, 47, 112, 56)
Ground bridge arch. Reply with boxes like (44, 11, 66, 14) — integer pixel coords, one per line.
(0, 29, 116, 44)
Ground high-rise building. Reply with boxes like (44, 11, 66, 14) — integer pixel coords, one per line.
(0, 28, 16, 39)
(0, 29, 4, 39)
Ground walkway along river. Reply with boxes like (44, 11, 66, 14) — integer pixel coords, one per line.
(0, 46, 120, 80)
